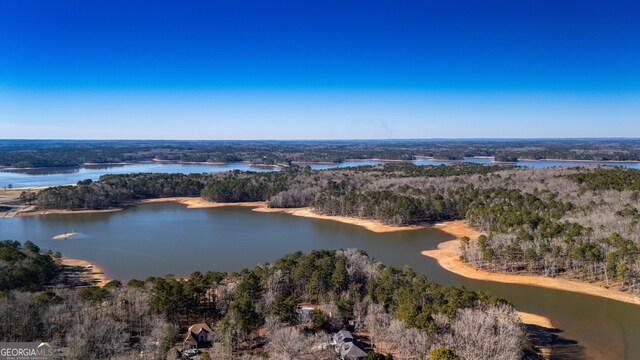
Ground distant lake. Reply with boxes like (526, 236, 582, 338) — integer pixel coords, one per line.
(0, 162, 275, 188)
(1, 158, 639, 188)
(0, 202, 637, 359)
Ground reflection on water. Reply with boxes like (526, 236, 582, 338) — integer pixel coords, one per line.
(0, 203, 638, 359)
(4, 167, 82, 176)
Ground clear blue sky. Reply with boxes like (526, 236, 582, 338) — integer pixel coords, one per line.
(1, 0, 639, 139)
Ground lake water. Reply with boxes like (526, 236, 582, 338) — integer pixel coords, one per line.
(1, 158, 639, 188)
(0, 202, 638, 359)
(0, 162, 276, 188)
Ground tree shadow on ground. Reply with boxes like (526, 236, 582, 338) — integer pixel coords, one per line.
(525, 324, 590, 360)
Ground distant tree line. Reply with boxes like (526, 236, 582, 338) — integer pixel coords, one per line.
(2, 139, 639, 168)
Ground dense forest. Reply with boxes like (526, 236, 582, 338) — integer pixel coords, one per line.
(1, 139, 639, 168)
(32, 163, 506, 210)
(31, 163, 640, 295)
(0, 242, 536, 359)
(0, 240, 59, 292)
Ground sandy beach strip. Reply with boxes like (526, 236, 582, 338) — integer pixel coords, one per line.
(290, 161, 339, 165)
(139, 197, 429, 232)
(17, 197, 264, 217)
(19, 208, 124, 217)
(343, 158, 413, 163)
(431, 220, 481, 239)
(83, 162, 133, 166)
(60, 257, 111, 287)
(422, 239, 640, 306)
(151, 158, 227, 165)
(517, 311, 554, 328)
(1, 185, 53, 192)
(19, 196, 451, 234)
(52, 232, 78, 239)
(138, 197, 430, 232)
(138, 197, 265, 208)
(253, 207, 429, 232)
(518, 158, 640, 163)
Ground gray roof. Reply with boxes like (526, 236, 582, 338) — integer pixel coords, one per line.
(335, 330, 354, 342)
(340, 342, 367, 359)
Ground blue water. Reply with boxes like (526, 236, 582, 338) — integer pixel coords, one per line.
(1, 203, 637, 359)
(1, 158, 638, 188)
(0, 162, 274, 187)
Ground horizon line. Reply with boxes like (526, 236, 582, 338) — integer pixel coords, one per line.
(1, 137, 640, 142)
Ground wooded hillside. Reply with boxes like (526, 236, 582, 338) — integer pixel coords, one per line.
(0, 246, 531, 359)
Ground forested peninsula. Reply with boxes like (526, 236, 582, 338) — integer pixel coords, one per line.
(0, 240, 538, 359)
(27, 163, 640, 296)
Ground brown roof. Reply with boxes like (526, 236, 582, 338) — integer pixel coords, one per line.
(188, 322, 213, 335)
(183, 335, 197, 344)
(183, 323, 213, 345)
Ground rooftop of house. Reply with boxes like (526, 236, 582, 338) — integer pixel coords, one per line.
(335, 329, 354, 343)
(340, 342, 368, 359)
(188, 322, 213, 335)
(183, 335, 198, 344)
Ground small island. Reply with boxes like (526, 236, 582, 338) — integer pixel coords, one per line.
(52, 232, 78, 239)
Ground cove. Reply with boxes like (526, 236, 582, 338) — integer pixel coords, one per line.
(0, 202, 639, 359)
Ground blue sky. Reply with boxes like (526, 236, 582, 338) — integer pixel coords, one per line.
(1, 0, 639, 139)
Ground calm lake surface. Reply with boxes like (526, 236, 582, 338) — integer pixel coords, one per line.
(0, 203, 638, 359)
(2, 158, 639, 188)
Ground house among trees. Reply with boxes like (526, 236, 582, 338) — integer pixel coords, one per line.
(333, 330, 367, 360)
(296, 306, 315, 323)
(182, 323, 213, 351)
(334, 329, 354, 344)
(339, 342, 368, 360)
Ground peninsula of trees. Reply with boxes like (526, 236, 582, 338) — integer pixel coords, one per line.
(0, 241, 535, 359)
(30, 163, 640, 295)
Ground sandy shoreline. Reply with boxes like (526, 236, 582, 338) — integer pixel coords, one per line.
(19, 208, 123, 217)
(431, 220, 481, 239)
(17, 197, 265, 217)
(1, 186, 55, 217)
(344, 158, 413, 163)
(253, 206, 430, 232)
(83, 162, 133, 166)
(47, 202, 555, 325)
(291, 161, 339, 165)
(17, 197, 640, 306)
(138, 197, 266, 208)
(518, 158, 639, 163)
(151, 158, 227, 165)
(28, 196, 430, 233)
(1, 185, 52, 192)
(60, 257, 111, 287)
(140, 198, 432, 232)
(422, 239, 640, 306)
(52, 232, 78, 239)
(517, 311, 554, 328)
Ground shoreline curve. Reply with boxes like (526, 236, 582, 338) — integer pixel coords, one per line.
(18, 197, 640, 306)
(422, 239, 640, 306)
(61, 257, 111, 287)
